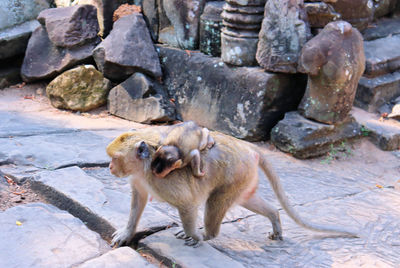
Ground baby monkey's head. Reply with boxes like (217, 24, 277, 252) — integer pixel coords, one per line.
(151, 145, 183, 178)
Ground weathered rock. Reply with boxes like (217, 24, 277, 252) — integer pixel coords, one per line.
(362, 17, 400, 41)
(78, 247, 156, 268)
(298, 21, 365, 124)
(363, 35, 400, 78)
(158, 45, 307, 141)
(46, 65, 112, 112)
(21, 26, 97, 82)
(374, 0, 397, 19)
(256, 0, 311, 73)
(0, 20, 40, 60)
(271, 111, 361, 158)
(330, 0, 374, 31)
(304, 2, 341, 28)
(158, 0, 206, 50)
(0, 203, 109, 268)
(93, 13, 162, 81)
(37, 5, 100, 48)
(0, 67, 20, 89)
(355, 71, 400, 112)
(142, 0, 159, 41)
(108, 72, 176, 123)
(54, 0, 134, 37)
(0, 0, 50, 31)
(352, 107, 400, 151)
(221, 0, 266, 66)
(199, 1, 224, 57)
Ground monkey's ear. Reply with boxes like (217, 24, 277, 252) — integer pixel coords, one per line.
(172, 159, 183, 169)
(137, 141, 150, 159)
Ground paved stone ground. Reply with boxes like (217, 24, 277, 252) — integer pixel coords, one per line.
(1, 84, 400, 267)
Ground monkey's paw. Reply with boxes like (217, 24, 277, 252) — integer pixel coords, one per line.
(111, 228, 135, 247)
(175, 230, 202, 247)
(268, 232, 283, 241)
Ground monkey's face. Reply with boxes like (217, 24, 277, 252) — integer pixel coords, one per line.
(151, 146, 183, 178)
(108, 141, 152, 178)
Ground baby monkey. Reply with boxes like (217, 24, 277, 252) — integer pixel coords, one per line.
(151, 121, 214, 178)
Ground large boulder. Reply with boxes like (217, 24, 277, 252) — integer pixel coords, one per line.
(37, 5, 100, 48)
(46, 65, 112, 112)
(0, 0, 50, 60)
(158, 45, 307, 141)
(256, 0, 311, 73)
(21, 25, 97, 82)
(298, 21, 365, 124)
(0, 0, 51, 31)
(93, 13, 162, 81)
(271, 111, 361, 159)
(0, 20, 40, 60)
(108, 72, 176, 123)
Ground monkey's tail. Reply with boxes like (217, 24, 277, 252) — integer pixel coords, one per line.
(258, 154, 358, 238)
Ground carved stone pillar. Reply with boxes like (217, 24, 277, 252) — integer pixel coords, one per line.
(220, 0, 266, 66)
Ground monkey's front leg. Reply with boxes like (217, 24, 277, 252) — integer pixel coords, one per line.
(175, 206, 202, 247)
(112, 181, 148, 246)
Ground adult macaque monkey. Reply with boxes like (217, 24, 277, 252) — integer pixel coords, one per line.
(107, 126, 357, 247)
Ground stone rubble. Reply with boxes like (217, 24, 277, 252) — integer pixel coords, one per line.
(108, 72, 176, 123)
(93, 13, 162, 81)
(21, 5, 101, 82)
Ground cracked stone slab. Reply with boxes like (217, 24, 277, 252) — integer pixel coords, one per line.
(0, 130, 114, 169)
(0, 203, 109, 268)
(31, 166, 176, 240)
(355, 71, 400, 112)
(206, 189, 400, 267)
(352, 107, 400, 151)
(77, 247, 156, 268)
(142, 227, 246, 268)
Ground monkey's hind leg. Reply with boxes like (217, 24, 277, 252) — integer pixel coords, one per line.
(175, 206, 202, 247)
(241, 194, 283, 240)
(203, 188, 238, 241)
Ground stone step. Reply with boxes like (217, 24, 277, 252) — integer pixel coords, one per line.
(355, 71, 400, 112)
(352, 107, 400, 151)
(0, 203, 110, 267)
(363, 35, 400, 78)
(362, 17, 400, 41)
